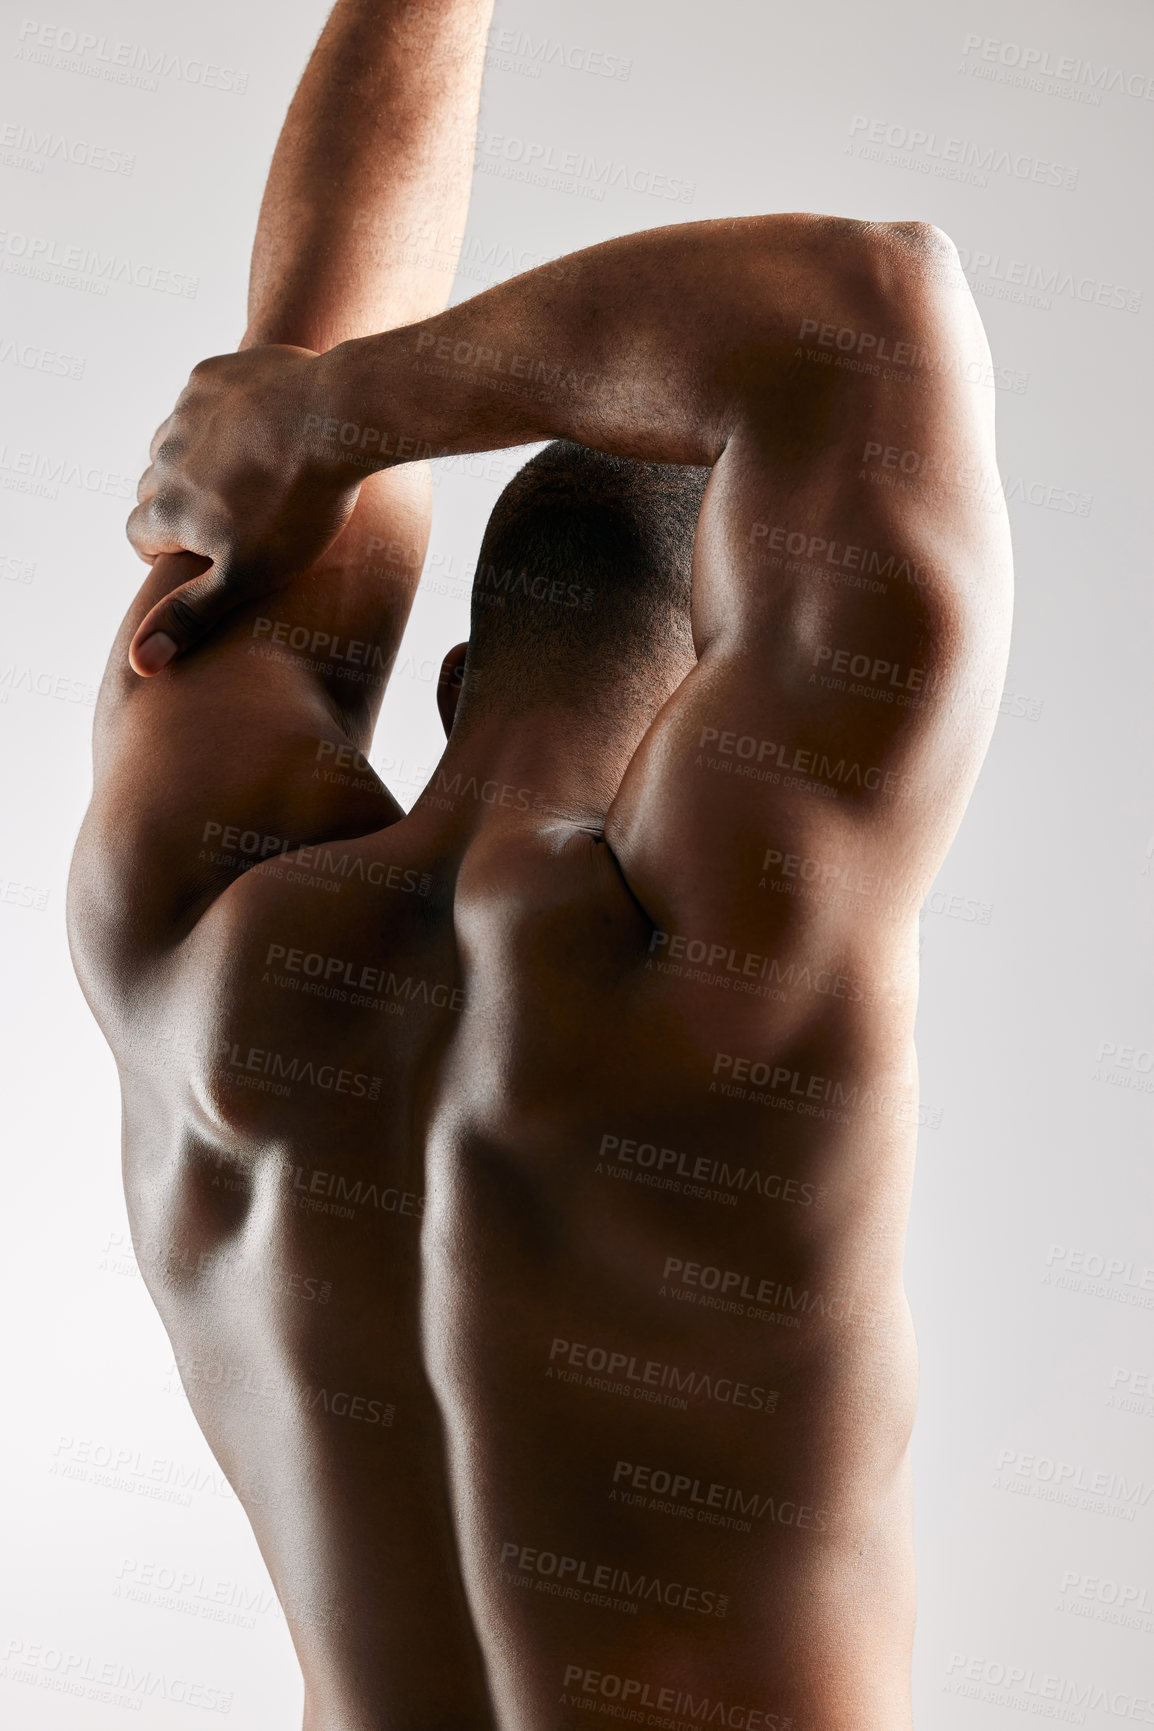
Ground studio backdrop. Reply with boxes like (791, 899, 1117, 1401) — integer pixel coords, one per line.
(1, 0, 1151, 1724)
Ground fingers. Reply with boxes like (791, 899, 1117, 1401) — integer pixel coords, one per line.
(126, 497, 186, 563)
(128, 557, 258, 677)
(127, 453, 215, 563)
(148, 416, 173, 462)
(130, 426, 181, 558)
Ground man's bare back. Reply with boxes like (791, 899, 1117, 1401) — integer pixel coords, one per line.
(68, 6, 1013, 1727)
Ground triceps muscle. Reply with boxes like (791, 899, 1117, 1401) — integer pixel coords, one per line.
(603, 348, 1013, 948)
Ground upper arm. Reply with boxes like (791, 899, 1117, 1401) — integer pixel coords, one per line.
(604, 224, 1013, 958)
(69, 465, 431, 1012)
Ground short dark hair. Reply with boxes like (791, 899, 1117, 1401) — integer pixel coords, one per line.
(457, 440, 709, 720)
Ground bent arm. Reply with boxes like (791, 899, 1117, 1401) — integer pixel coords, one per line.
(131, 215, 993, 660)
(330, 213, 1011, 951)
(322, 212, 912, 466)
(339, 216, 1001, 500)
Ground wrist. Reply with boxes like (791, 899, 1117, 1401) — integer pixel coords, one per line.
(298, 344, 374, 483)
(307, 332, 417, 481)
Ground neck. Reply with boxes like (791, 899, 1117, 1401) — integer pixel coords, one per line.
(417, 701, 648, 833)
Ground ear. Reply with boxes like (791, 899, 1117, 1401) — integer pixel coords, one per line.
(436, 642, 469, 737)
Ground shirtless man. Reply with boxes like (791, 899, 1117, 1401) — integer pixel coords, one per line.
(68, 2, 1014, 1727)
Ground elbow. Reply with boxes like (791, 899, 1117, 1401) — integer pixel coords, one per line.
(872, 220, 965, 303)
(807, 214, 961, 302)
(791, 213, 977, 356)
(878, 218, 959, 261)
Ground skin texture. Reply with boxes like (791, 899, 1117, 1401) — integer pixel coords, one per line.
(70, 8, 1014, 1729)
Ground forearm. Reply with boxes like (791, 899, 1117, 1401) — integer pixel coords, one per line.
(245, 0, 495, 351)
(316, 213, 891, 469)
(127, 212, 970, 666)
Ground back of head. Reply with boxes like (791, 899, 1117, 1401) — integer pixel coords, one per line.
(456, 440, 709, 725)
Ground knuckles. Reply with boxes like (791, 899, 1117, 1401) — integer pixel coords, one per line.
(126, 346, 317, 584)
(188, 351, 236, 381)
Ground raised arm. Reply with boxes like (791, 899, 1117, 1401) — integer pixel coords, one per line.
(362, 214, 1012, 950)
(72, 0, 493, 1007)
(129, 211, 1011, 963)
(128, 216, 1000, 650)
(243, 0, 491, 351)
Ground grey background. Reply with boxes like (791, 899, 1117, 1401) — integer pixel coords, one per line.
(2, 0, 1151, 1723)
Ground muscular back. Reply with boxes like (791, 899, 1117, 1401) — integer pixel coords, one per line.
(430, 810, 924, 1730)
(71, 219, 1012, 1731)
(119, 756, 920, 1731)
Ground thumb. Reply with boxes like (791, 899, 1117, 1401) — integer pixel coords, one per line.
(128, 551, 267, 676)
